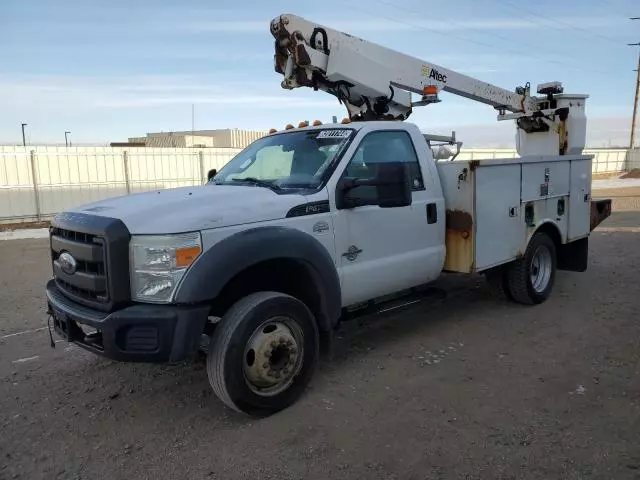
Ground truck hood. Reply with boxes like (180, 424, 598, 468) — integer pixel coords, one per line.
(71, 185, 308, 234)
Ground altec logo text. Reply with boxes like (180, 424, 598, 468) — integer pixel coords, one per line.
(421, 65, 447, 83)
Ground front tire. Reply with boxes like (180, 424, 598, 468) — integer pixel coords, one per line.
(207, 291, 319, 416)
(506, 232, 557, 305)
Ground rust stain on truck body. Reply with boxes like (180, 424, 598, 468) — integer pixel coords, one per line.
(443, 209, 475, 273)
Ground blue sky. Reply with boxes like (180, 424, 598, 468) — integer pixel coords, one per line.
(1, 0, 639, 147)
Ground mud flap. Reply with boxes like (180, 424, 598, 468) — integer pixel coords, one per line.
(556, 198, 611, 273)
(558, 237, 588, 272)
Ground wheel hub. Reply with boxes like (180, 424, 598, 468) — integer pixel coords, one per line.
(530, 245, 552, 293)
(243, 317, 303, 396)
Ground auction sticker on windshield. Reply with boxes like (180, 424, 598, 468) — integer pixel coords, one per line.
(316, 129, 351, 139)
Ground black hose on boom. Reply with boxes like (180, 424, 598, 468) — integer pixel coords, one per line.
(310, 28, 329, 55)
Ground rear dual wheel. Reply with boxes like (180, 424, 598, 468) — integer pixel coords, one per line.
(488, 232, 557, 305)
(206, 292, 319, 416)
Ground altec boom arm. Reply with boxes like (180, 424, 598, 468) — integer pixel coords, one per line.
(270, 14, 589, 156)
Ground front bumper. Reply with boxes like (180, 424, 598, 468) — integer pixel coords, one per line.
(46, 279, 209, 363)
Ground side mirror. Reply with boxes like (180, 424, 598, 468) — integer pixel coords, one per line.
(207, 168, 217, 182)
(337, 162, 412, 209)
(375, 162, 412, 208)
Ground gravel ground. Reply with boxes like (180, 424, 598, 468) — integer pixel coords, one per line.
(1, 206, 639, 479)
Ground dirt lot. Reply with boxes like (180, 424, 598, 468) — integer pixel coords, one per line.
(1, 208, 639, 479)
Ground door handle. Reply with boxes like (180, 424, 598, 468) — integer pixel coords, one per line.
(426, 203, 438, 224)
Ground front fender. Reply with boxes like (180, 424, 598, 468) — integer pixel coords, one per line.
(174, 226, 341, 330)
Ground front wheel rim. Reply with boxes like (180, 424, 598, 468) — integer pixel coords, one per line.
(242, 316, 304, 397)
(530, 245, 553, 293)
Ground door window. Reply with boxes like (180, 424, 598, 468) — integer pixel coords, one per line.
(340, 130, 424, 207)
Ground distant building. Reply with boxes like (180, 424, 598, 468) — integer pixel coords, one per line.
(109, 141, 146, 147)
(127, 128, 269, 148)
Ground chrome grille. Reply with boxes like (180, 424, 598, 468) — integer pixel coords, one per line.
(51, 227, 108, 304)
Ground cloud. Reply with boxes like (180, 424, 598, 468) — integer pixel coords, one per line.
(0, 72, 342, 143)
(14, 44, 272, 62)
(447, 66, 501, 75)
(0, 72, 631, 147)
(179, 20, 267, 33)
(36, 14, 616, 35)
(422, 116, 632, 149)
(94, 95, 335, 109)
(0, 74, 336, 111)
(182, 16, 622, 34)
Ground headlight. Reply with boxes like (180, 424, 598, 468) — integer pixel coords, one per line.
(129, 232, 202, 303)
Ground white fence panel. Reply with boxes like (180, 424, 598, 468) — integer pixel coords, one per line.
(0, 146, 242, 224)
(127, 148, 201, 193)
(629, 150, 640, 171)
(34, 146, 129, 216)
(202, 148, 242, 176)
(0, 144, 635, 225)
(0, 148, 36, 222)
(585, 149, 627, 174)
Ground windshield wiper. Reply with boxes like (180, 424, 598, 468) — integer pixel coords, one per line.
(231, 177, 281, 191)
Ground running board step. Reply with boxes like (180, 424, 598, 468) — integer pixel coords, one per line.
(340, 286, 447, 322)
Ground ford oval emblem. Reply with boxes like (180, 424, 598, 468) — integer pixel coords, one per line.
(59, 252, 77, 275)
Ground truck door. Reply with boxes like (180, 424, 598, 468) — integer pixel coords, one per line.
(332, 130, 445, 307)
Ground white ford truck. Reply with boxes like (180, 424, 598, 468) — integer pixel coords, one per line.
(45, 14, 611, 416)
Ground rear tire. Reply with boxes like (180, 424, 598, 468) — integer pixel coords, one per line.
(506, 232, 557, 305)
(207, 291, 319, 417)
(485, 267, 513, 301)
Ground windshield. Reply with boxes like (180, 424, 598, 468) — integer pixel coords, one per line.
(211, 128, 354, 191)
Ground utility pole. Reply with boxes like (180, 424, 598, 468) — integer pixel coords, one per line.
(631, 47, 640, 149)
(630, 17, 640, 149)
(65, 131, 71, 147)
(21, 123, 27, 146)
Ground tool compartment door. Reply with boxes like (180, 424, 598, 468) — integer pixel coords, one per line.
(568, 158, 592, 240)
(474, 164, 524, 270)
